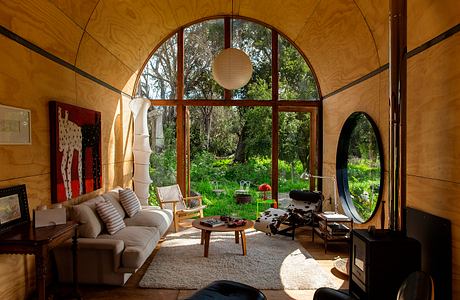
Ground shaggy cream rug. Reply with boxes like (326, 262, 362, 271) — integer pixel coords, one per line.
(139, 228, 339, 290)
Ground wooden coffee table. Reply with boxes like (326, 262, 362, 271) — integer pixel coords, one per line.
(192, 216, 254, 257)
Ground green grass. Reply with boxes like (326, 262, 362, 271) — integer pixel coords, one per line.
(149, 153, 311, 220)
(348, 159, 381, 221)
(192, 180, 270, 220)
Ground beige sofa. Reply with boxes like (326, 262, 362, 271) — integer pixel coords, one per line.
(54, 187, 173, 286)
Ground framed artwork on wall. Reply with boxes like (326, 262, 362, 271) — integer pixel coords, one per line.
(49, 101, 102, 203)
(0, 104, 31, 145)
(0, 184, 30, 233)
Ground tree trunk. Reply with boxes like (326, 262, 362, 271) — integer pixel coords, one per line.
(201, 107, 213, 150)
(234, 125, 248, 163)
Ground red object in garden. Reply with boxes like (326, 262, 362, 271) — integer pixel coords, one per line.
(258, 183, 272, 200)
(258, 183, 271, 191)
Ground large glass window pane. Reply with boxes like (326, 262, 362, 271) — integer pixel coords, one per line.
(184, 19, 224, 100)
(137, 35, 177, 99)
(278, 112, 310, 207)
(189, 106, 272, 220)
(279, 35, 318, 100)
(148, 106, 177, 204)
(232, 19, 272, 100)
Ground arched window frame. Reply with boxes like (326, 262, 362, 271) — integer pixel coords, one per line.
(134, 16, 323, 200)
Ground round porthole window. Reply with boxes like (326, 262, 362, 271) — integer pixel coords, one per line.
(336, 112, 384, 223)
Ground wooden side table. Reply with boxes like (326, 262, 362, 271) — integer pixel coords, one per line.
(0, 221, 79, 300)
(312, 212, 353, 253)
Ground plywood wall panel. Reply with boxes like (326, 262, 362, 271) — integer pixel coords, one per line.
(48, 0, 99, 29)
(103, 161, 134, 191)
(379, 70, 389, 172)
(295, 0, 379, 95)
(123, 71, 139, 95)
(0, 254, 34, 300)
(354, 0, 388, 65)
(76, 33, 135, 91)
(239, 0, 319, 40)
(167, 0, 228, 27)
(407, 175, 460, 298)
(322, 72, 387, 227)
(0, 35, 76, 181)
(408, 0, 460, 51)
(0, 0, 82, 64)
(0, 174, 52, 219)
(407, 33, 460, 184)
(121, 94, 134, 161)
(322, 74, 382, 165)
(86, 0, 177, 71)
(76, 74, 125, 167)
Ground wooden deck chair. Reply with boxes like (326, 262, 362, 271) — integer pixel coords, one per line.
(156, 184, 206, 232)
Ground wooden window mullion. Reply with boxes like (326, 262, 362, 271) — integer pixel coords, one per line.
(176, 28, 186, 194)
(271, 30, 279, 207)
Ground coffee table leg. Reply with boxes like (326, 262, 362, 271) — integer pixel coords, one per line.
(240, 231, 247, 256)
(204, 230, 211, 257)
(200, 229, 204, 245)
(235, 231, 239, 244)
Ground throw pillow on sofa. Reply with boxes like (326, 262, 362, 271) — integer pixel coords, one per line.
(72, 204, 103, 238)
(72, 195, 106, 238)
(119, 188, 142, 217)
(101, 187, 126, 219)
(96, 200, 126, 235)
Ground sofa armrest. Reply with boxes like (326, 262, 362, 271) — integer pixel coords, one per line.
(76, 238, 124, 251)
(55, 238, 125, 274)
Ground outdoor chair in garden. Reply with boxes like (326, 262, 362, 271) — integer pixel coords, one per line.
(156, 184, 206, 232)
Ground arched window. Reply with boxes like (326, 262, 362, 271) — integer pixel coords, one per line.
(136, 17, 320, 217)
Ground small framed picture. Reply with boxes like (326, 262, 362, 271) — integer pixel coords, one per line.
(0, 104, 32, 145)
(0, 184, 30, 233)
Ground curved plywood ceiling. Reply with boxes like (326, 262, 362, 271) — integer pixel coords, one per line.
(1, 0, 458, 95)
(78, 0, 383, 95)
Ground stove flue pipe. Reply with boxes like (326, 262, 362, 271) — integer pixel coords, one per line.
(388, 0, 407, 233)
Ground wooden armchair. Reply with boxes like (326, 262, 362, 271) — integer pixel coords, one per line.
(156, 184, 206, 232)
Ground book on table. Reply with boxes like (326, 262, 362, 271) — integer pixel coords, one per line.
(200, 219, 226, 227)
(322, 213, 350, 221)
(327, 222, 350, 235)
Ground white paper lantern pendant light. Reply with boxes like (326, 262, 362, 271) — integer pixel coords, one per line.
(212, 48, 253, 90)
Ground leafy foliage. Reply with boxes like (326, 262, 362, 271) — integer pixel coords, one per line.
(347, 115, 381, 221)
(140, 18, 321, 217)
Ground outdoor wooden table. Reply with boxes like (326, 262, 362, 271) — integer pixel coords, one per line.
(192, 216, 254, 257)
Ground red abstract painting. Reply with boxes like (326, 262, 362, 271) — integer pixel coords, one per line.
(49, 101, 102, 203)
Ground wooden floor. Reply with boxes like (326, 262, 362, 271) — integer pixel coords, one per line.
(78, 221, 349, 300)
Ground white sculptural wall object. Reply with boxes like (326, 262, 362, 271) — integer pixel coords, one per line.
(129, 98, 152, 205)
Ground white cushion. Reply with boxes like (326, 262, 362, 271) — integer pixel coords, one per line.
(101, 187, 126, 219)
(96, 200, 126, 235)
(72, 204, 102, 238)
(119, 188, 141, 217)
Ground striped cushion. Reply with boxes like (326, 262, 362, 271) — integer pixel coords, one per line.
(119, 188, 142, 217)
(96, 200, 126, 235)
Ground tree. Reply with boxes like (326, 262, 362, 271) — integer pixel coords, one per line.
(139, 18, 319, 175)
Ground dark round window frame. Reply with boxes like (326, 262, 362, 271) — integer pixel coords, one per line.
(336, 112, 384, 224)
